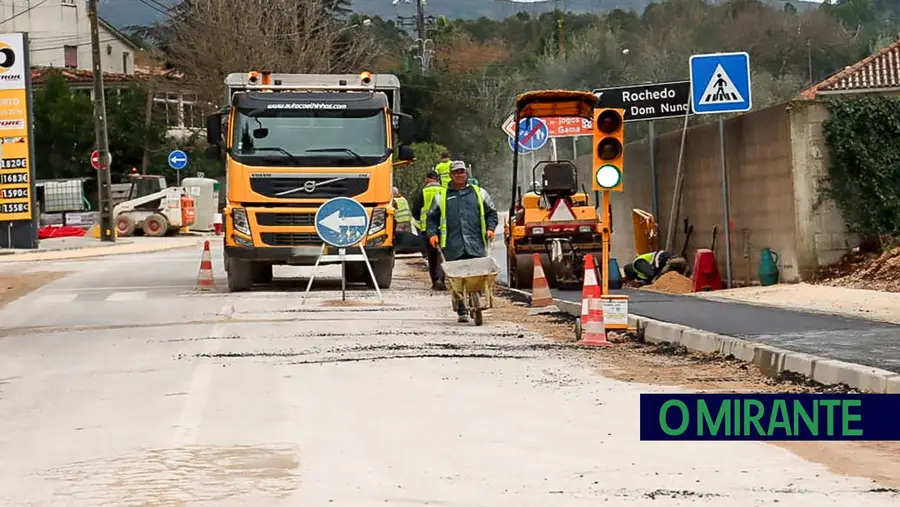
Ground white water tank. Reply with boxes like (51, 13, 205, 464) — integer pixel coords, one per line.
(182, 177, 219, 231)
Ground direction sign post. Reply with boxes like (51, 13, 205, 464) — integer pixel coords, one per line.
(302, 197, 382, 303)
(689, 51, 752, 291)
(168, 149, 189, 185)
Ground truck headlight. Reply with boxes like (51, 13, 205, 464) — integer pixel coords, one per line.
(232, 208, 251, 236)
(532, 227, 545, 235)
(579, 225, 592, 233)
(369, 207, 386, 235)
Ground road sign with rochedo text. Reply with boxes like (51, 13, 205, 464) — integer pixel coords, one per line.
(592, 81, 693, 122)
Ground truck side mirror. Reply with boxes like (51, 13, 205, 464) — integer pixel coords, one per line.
(205, 113, 222, 159)
(393, 113, 415, 144)
(397, 144, 414, 161)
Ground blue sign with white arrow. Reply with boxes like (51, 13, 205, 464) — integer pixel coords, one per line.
(516, 117, 549, 151)
(315, 197, 370, 248)
(689, 51, 752, 115)
(168, 149, 189, 170)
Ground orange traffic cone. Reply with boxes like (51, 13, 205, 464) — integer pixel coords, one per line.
(529, 253, 559, 315)
(580, 254, 601, 315)
(196, 240, 216, 292)
(580, 254, 611, 346)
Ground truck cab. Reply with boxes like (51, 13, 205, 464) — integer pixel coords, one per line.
(206, 71, 415, 292)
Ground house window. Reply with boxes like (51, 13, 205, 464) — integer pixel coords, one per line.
(64, 46, 77, 68)
(122, 52, 129, 73)
(61, 0, 76, 6)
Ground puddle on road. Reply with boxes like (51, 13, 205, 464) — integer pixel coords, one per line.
(41, 445, 299, 505)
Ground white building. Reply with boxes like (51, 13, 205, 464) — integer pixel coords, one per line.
(0, 0, 140, 74)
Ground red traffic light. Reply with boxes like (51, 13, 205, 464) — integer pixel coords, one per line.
(596, 110, 622, 134)
(597, 138, 622, 161)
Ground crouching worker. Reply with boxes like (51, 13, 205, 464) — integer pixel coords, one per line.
(622, 250, 688, 286)
(426, 161, 499, 323)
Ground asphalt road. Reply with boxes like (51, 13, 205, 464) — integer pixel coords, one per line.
(491, 224, 900, 374)
(1, 244, 897, 505)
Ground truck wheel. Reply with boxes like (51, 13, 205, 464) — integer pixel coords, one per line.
(366, 255, 395, 289)
(252, 263, 273, 284)
(226, 257, 253, 292)
(144, 213, 168, 237)
(116, 215, 136, 237)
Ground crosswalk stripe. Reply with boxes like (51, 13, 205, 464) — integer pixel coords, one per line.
(104, 291, 148, 302)
(31, 293, 78, 304)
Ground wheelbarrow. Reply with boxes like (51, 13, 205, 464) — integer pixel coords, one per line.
(438, 249, 500, 326)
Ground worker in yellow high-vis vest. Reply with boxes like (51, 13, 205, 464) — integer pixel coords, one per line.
(411, 171, 444, 289)
(425, 161, 499, 322)
(392, 186, 412, 234)
(622, 250, 688, 286)
(434, 152, 452, 187)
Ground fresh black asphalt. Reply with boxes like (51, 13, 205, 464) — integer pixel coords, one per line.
(545, 288, 900, 374)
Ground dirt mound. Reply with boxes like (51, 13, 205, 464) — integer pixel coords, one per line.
(817, 247, 900, 292)
(642, 271, 694, 294)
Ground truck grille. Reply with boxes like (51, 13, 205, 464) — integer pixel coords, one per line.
(260, 232, 321, 246)
(255, 212, 315, 227)
(249, 173, 370, 199)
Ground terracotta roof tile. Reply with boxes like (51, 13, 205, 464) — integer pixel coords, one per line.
(30, 66, 185, 86)
(799, 39, 900, 99)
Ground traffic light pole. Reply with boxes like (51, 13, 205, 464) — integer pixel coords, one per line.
(88, 0, 114, 242)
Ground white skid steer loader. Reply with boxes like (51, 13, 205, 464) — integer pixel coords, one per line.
(113, 174, 194, 237)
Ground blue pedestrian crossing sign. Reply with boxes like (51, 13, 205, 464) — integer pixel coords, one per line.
(508, 134, 534, 154)
(689, 52, 752, 115)
(516, 117, 549, 151)
(315, 197, 370, 248)
(168, 149, 189, 170)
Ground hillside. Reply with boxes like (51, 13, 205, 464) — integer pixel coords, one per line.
(102, 0, 820, 30)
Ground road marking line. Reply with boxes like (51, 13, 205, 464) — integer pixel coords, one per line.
(44, 285, 196, 292)
(170, 302, 231, 447)
(31, 293, 78, 304)
(104, 291, 148, 302)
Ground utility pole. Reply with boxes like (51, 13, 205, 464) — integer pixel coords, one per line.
(415, 0, 426, 42)
(88, 0, 114, 242)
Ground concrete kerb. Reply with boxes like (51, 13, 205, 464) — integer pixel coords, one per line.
(504, 288, 900, 394)
(0, 238, 205, 263)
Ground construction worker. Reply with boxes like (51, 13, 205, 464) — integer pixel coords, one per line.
(392, 186, 412, 234)
(622, 250, 688, 286)
(410, 171, 444, 290)
(426, 160, 499, 322)
(435, 152, 452, 187)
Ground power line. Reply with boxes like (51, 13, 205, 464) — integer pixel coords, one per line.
(0, 0, 52, 25)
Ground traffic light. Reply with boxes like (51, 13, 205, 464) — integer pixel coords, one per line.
(592, 108, 625, 192)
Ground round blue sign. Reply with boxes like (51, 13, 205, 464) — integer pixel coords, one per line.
(168, 150, 188, 170)
(314, 197, 370, 248)
(517, 118, 549, 151)
(508, 135, 533, 154)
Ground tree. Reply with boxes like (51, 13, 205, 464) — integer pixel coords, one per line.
(155, 0, 381, 101)
(105, 84, 169, 177)
(31, 71, 95, 180)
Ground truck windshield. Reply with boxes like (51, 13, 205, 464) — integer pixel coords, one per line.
(230, 107, 389, 166)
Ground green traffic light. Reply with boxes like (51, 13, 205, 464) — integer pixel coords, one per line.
(596, 164, 621, 188)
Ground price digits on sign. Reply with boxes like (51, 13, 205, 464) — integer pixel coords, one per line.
(0, 172, 27, 184)
(1, 188, 27, 199)
(0, 202, 28, 214)
(0, 158, 27, 169)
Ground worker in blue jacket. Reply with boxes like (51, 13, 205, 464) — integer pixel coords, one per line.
(426, 160, 499, 322)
